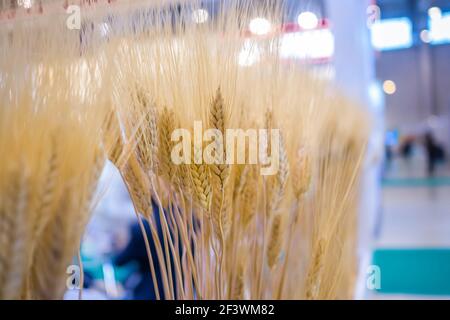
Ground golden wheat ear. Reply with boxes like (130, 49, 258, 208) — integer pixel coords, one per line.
(209, 88, 231, 239)
(0, 168, 30, 300)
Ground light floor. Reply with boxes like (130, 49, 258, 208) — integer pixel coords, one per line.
(376, 186, 450, 248)
(368, 157, 450, 299)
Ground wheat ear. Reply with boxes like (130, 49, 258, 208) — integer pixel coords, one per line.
(158, 107, 179, 183)
(240, 165, 258, 227)
(23, 139, 59, 299)
(29, 191, 71, 300)
(32, 138, 59, 242)
(190, 154, 212, 213)
(210, 87, 231, 238)
(271, 133, 289, 214)
(265, 133, 289, 271)
(232, 261, 245, 300)
(305, 238, 326, 300)
(293, 149, 312, 201)
(103, 110, 124, 167)
(135, 94, 158, 174)
(0, 169, 29, 299)
(267, 214, 283, 269)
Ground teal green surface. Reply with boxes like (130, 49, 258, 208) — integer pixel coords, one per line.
(81, 254, 138, 283)
(382, 176, 450, 187)
(373, 248, 450, 295)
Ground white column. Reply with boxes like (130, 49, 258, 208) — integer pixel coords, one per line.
(325, 0, 383, 300)
(326, 0, 375, 104)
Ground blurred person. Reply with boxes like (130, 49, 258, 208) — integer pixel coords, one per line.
(383, 130, 398, 175)
(385, 144, 393, 162)
(424, 131, 446, 177)
(399, 135, 414, 161)
(114, 200, 174, 300)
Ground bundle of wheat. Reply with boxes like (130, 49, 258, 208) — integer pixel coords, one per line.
(104, 2, 371, 300)
(0, 15, 111, 299)
(0, 1, 370, 300)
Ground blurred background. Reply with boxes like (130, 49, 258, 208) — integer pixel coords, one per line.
(4, 0, 449, 299)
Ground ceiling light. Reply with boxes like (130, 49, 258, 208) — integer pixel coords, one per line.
(428, 7, 442, 20)
(298, 11, 319, 30)
(420, 29, 431, 43)
(383, 80, 396, 95)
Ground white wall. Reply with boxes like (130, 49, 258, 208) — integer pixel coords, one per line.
(376, 45, 450, 125)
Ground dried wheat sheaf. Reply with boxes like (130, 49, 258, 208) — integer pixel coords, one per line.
(0, 2, 370, 300)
